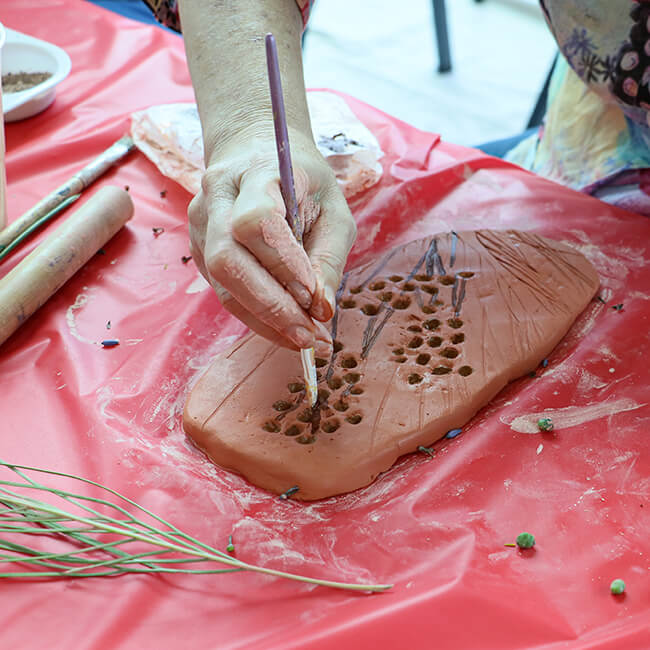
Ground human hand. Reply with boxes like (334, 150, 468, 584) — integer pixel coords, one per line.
(188, 128, 357, 351)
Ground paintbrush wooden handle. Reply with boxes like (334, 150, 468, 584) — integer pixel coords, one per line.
(0, 186, 133, 347)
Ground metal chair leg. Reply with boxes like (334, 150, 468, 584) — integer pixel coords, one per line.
(432, 0, 452, 73)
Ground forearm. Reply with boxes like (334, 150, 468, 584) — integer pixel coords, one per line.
(178, 0, 311, 166)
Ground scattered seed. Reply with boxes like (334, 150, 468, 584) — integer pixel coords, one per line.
(279, 486, 300, 500)
(181, 255, 192, 264)
(515, 532, 535, 549)
(417, 445, 435, 458)
(160, 189, 167, 198)
(101, 339, 120, 348)
(226, 535, 235, 552)
(537, 417, 553, 432)
(152, 227, 164, 237)
(612, 303, 624, 311)
(445, 428, 462, 439)
(610, 579, 626, 595)
(106, 321, 111, 330)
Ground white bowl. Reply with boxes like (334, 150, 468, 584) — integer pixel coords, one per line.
(2, 28, 71, 122)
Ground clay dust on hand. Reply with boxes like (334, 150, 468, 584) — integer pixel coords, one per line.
(183, 230, 599, 500)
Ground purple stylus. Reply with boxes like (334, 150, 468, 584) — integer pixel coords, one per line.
(265, 32, 317, 407)
(265, 33, 303, 242)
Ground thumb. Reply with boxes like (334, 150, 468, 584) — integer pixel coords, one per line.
(305, 187, 357, 322)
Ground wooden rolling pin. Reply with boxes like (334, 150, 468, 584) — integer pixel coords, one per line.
(0, 186, 133, 346)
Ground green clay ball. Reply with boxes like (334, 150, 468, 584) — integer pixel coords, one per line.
(516, 532, 536, 549)
(610, 579, 626, 595)
(537, 418, 554, 432)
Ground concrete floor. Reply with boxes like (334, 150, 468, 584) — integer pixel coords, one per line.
(302, 0, 557, 146)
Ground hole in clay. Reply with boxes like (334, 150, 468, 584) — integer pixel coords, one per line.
(327, 376, 343, 390)
(341, 357, 358, 368)
(448, 318, 463, 329)
(297, 409, 312, 423)
(407, 336, 424, 348)
(459, 271, 474, 278)
(350, 286, 362, 294)
(321, 419, 340, 433)
(362, 304, 380, 316)
(344, 372, 361, 384)
(346, 413, 363, 425)
(440, 347, 459, 359)
(408, 373, 423, 384)
(459, 365, 473, 376)
(451, 333, 465, 344)
(389, 275, 403, 282)
(402, 282, 416, 291)
(393, 297, 411, 310)
(393, 347, 405, 355)
(432, 366, 452, 375)
(333, 400, 349, 412)
(273, 400, 292, 412)
(315, 357, 328, 368)
(415, 274, 432, 282)
(423, 319, 441, 331)
(350, 385, 364, 395)
(428, 336, 443, 348)
(341, 299, 356, 309)
(422, 306, 436, 314)
(333, 340, 344, 353)
(369, 281, 386, 291)
(422, 285, 438, 295)
(416, 353, 431, 365)
(287, 382, 304, 393)
(285, 425, 302, 437)
(407, 325, 422, 333)
(440, 275, 455, 285)
(379, 291, 393, 302)
(296, 434, 316, 444)
(318, 388, 330, 401)
(395, 356, 408, 363)
(262, 421, 280, 433)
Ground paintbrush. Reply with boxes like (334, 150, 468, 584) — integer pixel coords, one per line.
(0, 136, 135, 256)
(265, 32, 318, 408)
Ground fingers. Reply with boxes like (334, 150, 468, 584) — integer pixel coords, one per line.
(229, 167, 318, 311)
(204, 215, 323, 350)
(304, 184, 357, 322)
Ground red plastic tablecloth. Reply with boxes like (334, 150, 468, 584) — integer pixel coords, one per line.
(1, 2, 649, 649)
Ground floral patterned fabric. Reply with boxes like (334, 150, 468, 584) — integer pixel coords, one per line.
(508, 1, 650, 215)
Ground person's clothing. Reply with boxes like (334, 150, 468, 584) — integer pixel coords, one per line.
(507, 1, 650, 215)
(476, 128, 538, 159)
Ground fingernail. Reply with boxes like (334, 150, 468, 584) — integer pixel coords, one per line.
(324, 285, 336, 314)
(289, 325, 315, 349)
(314, 320, 332, 346)
(311, 298, 328, 321)
(289, 281, 312, 311)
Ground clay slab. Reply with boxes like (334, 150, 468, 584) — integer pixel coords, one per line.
(184, 230, 600, 500)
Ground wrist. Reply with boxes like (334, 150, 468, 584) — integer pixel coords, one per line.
(205, 120, 317, 167)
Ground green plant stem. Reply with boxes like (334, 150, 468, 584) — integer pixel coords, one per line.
(0, 462, 393, 592)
